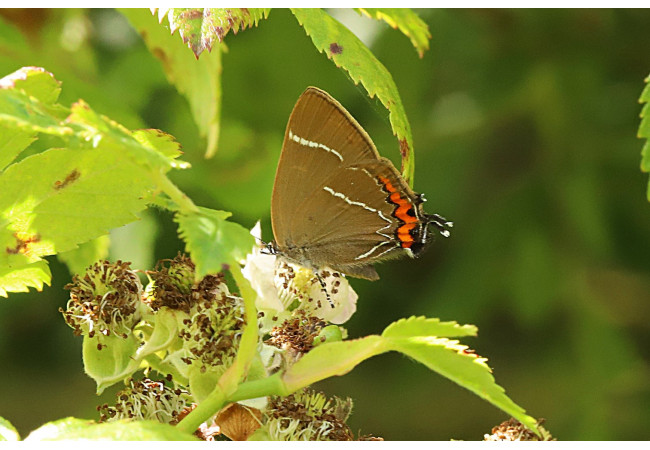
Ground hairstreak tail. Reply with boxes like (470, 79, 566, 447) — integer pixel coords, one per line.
(270, 87, 452, 281)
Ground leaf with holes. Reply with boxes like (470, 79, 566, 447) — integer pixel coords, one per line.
(291, 8, 416, 186)
(358, 8, 431, 58)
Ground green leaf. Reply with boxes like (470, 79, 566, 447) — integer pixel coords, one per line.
(57, 235, 110, 276)
(291, 8, 416, 185)
(120, 9, 224, 158)
(357, 8, 431, 58)
(639, 73, 650, 200)
(25, 417, 198, 441)
(0, 416, 20, 441)
(154, 8, 271, 58)
(279, 316, 538, 434)
(0, 145, 152, 262)
(0, 259, 51, 297)
(387, 336, 538, 433)
(282, 336, 388, 391)
(382, 315, 478, 338)
(0, 66, 62, 105)
(67, 100, 181, 172)
(0, 67, 62, 170)
(175, 206, 255, 279)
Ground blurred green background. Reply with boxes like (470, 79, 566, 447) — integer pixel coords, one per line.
(1, 8, 649, 440)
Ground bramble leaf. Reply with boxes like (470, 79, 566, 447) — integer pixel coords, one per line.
(153, 8, 271, 58)
(175, 206, 255, 279)
(291, 8, 416, 185)
(25, 418, 198, 441)
(357, 8, 431, 58)
(279, 316, 538, 434)
(0, 66, 187, 296)
(121, 8, 224, 158)
(382, 315, 478, 338)
(0, 258, 51, 299)
(638, 73, 650, 200)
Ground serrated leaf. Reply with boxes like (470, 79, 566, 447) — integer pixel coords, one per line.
(175, 206, 255, 278)
(67, 100, 180, 172)
(57, 235, 110, 276)
(639, 73, 650, 201)
(0, 416, 20, 441)
(279, 316, 538, 434)
(0, 146, 152, 264)
(0, 259, 51, 297)
(0, 88, 71, 137)
(25, 417, 198, 441)
(121, 9, 224, 158)
(156, 8, 270, 58)
(358, 8, 431, 58)
(133, 129, 186, 164)
(382, 315, 478, 338)
(387, 337, 538, 433)
(291, 8, 416, 185)
(0, 67, 63, 170)
(0, 66, 62, 105)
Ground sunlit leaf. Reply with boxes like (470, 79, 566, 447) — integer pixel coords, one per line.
(155, 8, 271, 58)
(25, 417, 198, 441)
(357, 8, 431, 58)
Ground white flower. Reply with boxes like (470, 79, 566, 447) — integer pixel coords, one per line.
(242, 223, 357, 325)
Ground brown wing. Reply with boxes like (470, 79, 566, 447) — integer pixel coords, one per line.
(271, 87, 383, 250)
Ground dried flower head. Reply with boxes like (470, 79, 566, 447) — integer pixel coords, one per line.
(61, 260, 143, 340)
(178, 281, 244, 372)
(484, 418, 554, 441)
(266, 310, 328, 362)
(145, 253, 197, 312)
(97, 377, 190, 424)
(264, 389, 354, 441)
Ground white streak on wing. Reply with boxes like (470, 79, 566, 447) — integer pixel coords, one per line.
(323, 186, 398, 260)
(355, 241, 391, 260)
(289, 130, 343, 161)
(323, 186, 378, 213)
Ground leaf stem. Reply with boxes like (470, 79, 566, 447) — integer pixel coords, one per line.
(153, 170, 199, 214)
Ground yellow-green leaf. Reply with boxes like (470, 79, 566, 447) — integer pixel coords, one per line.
(358, 8, 431, 58)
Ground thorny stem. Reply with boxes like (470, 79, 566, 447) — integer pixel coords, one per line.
(177, 264, 259, 434)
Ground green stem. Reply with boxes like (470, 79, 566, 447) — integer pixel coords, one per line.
(153, 170, 199, 214)
(176, 385, 227, 434)
(177, 262, 259, 432)
(228, 373, 288, 402)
